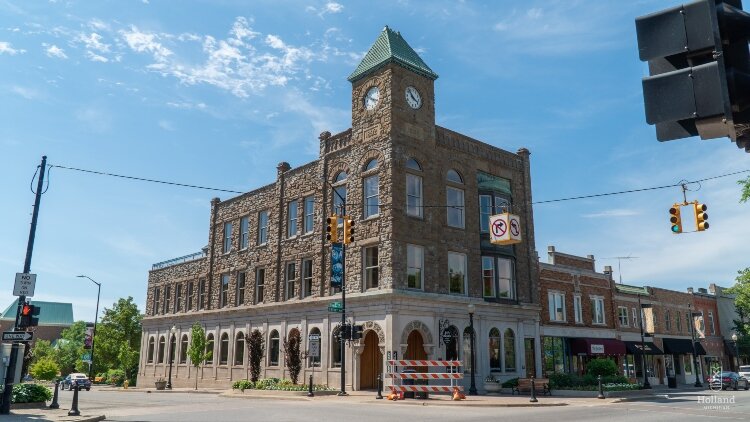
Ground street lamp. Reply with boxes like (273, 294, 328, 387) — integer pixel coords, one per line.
(688, 305, 703, 388)
(76, 275, 101, 381)
(732, 333, 739, 372)
(637, 296, 651, 389)
(467, 303, 477, 396)
(167, 325, 176, 389)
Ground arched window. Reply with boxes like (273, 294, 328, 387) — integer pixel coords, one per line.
(447, 169, 463, 184)
(219, 333, 229, 365)
(147, 337, 155, 363)
(234, 332, 245, 366)
(205, 333, 214, 364)
(269, 330, 280, 366)
(489, 328, 501, 370)
(157, 336, 166, 363)
(364, 158, 378, 171)
(331, 327, 342, 368)
(406, 158, 423, 218)
(308, 328, 321, 367)
(504, 328, 516, 372)
(462, 327, 472, 374)
(334, 171, 347, 183)
(406, 158, 422, 171)
(180, 334, 188, 364)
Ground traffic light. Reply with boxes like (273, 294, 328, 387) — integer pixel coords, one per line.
(18, 302, 39, 329)
(669, 205, 683, 234)
(340, 323, 352, 340)
(343, 216, 355, 245)
(326, 215, 338, 243)
(635, 0, 750, 151)
(694, 202, 710, 231)
(351, 325, 363, 340)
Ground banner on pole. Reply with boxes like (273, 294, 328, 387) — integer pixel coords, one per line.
(330, 243, 343, 287)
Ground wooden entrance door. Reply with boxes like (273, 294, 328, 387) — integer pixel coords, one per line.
(405, 330, 427, 374)
(360, 331, 382, 389)
(525, 338, 535, 378)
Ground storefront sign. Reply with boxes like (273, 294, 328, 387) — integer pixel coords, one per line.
(590, 344, 605, 354)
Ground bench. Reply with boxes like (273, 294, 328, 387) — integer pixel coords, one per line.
(511, 378, 551, 396)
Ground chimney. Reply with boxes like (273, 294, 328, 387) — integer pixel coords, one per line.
(687, 287, 694, 294)
(698, 288, 708, 294)
(603, 266, 613, 279)
(547, 246, 556, 264)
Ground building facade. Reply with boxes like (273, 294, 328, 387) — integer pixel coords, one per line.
(138, 27, 541, 392)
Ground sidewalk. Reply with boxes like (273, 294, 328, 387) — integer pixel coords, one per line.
(96, 386, 225, 394)
(1, 408, 105, 422)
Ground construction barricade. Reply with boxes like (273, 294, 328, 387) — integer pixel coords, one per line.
(386, 360, 464, 400)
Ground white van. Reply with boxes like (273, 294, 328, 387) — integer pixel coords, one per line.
(739, 365, 750, 379)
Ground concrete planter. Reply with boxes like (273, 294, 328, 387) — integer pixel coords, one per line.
(154, 381, 167, 390)
(11, 401, 48, 409)
(483, 382, 501, 393)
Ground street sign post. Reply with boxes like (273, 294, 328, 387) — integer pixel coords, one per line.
(309, 334, 321, 358)
(13, 273, 36, 297)
(2, 332, 33, 342)
(328, 301, 343, 313)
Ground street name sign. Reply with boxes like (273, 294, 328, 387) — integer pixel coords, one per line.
(327, 301, 343, 313)
(13, 273, 36, 297)
(2, 331, 33, 342)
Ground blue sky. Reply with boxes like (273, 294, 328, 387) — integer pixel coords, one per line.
(1, 0, 748, 322)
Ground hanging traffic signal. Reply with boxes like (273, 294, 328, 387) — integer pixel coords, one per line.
(326, 215, 338, 243)
(669, 205, 683, 234)
(18, 302, 39, 329)
(635, 0, 750, 151)
(694, 202, 709, 231)
(343, 216, 355, 245)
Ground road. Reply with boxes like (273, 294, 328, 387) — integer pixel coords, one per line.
(56, 388, 749, 421)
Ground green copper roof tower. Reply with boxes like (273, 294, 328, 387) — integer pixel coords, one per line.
(348, 26, 438, 83)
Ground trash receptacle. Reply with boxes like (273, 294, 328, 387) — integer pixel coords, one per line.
(402, 369, 415, 399)
(667, 376, 677, 388)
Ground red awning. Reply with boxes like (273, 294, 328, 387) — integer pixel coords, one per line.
(570, 338, 626, 356)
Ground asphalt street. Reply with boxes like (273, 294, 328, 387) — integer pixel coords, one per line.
(52, 388, 749, 422)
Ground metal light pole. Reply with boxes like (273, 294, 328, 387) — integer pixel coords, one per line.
(167, 325, 176, 389)
(688, 305, 703, 388)
(468, 303, 478, 395)
(731, 333, 739, 372)
(77, 275, 101, 381)
(637, 296, 651, 389)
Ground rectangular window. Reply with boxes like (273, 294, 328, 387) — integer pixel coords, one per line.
(448, 252, 467, 295)
(239, 216, 249, 250)
(153, 287, 160, 315)
(632, 307, 638, 327)
(497, 258, 515, 299)
(236, 272, 246, 306)
(676, 311, 682, 332)
(175, 284, 183, 313)
(255, 268, 265, 303)
(187, 281, 194, 311)
(364, 175, 379, 218)
(286, 262, 297, 300)
(574, 295, 582, 323)
(698, 312, 705, 333)
(164, 285, 171, 314)
(304, 196, 314, 234)
(446, 187, 465, 228)
(364, 247, 379, 289)
(665, 310, 671, 331)
(591, 297, 605, 324)
(258, 211, 269, 245)
(223, 222, 232, 253)
(302, 259, 313, 298)
(708, 311, 715, 335)
(220, 274, 230, 307)
(199, 279, 206, 310)
(406, 174, 423, 217)
(288, 200, 298, 238)
(407, 244, 424, 290)
(482, 257, 495, 297)
(479, 195, 492, 232)
(548, 292, 565, 322)
(618, 306, 629, 327)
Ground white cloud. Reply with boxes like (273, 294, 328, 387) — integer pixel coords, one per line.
(307, 2, 344, 18)
(324, 2, 344, 14)
(582, 209, 641, 218)
(43, 43, 67, 59)
(78, 32, 110, 52)
(120, 26, 172, 63)
(158, 120, 175, 131)
(87, 51, 108, 62)
(10, 86, 38, 100)
(166, 101, 207, 110)
(0, 41, 24, 55)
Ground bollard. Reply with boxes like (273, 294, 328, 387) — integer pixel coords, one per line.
(67, 384, 81, 416)
(597, 375, 605, 399)
(49, 381, 60, 409)
(376, 374, 383, 399)
(307, 374, 314, 398)
(529, 376, 538, 403)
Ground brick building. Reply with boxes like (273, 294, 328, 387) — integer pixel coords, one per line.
(0, 299, 74, 347)
(138, 27, 541, 391)
(690, 287, 729, 373)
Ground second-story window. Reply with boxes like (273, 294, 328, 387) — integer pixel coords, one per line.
(364, 246, 379, 289)
(153, 287, 160, 316)
(199, 279, 206, 310)
(240, 216, 249, 250)
(677, 311, 683, 332)
(406, 158, 423, 218)
(591, 297, 605, 324)
(175, 283, 183, 313)
(220, 274, 230, 307)
(708, 311, 715, 335)
(407, 244, 424, 290)
(187, 281, 194, 311)
(364, 174, 379, 218)
(446, 169, 464, 228)
(236, 272, 246, 306)
(618, 306, 629, 327)
(258, 211, 269, 245)
(223, 222, 232, 253)
(665, 310, 671, 331)
(164, 285, 171, 314)
(304, 196, 314, 234)
(286, 262, 297, 300)
(482, 257, 495, 297)
(574, 295, 582, 323)
(288, 200, 298, 238)
(548, 292, 565, 322)
(255, 268, 265, 303)
(302, 259, 313, 298)
(448, 252, 466, 295)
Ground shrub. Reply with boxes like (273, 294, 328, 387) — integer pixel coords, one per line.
(232, 379, 254, 391)
(245, 330, 265, 383)
(283, 331, 302, 384)
(501, 377, 519, 388)
(12, 383, 52, 403)
(586, 359, 618, 377)
(548, 372, 577, 388)
(29, 358, 59, 381)
(107, 369, 126, 386)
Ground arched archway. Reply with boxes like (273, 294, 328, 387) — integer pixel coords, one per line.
(359, 331, 383, 389)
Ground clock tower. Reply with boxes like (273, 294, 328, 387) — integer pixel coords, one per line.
(348, 26, 439, 147)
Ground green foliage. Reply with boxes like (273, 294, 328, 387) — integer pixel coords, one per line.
(283, 330, 302, 384)
(232, 379, 254, 391)
(29, 358, 59, 381)
(231, 378, 334, 392)
(245, 330, 265, 383)
(56, 321, 87, 375)
(548, 372, 628, 389)
(739, 176, 750, 204)
(586, 358, 618, 377)
(107, 369, 126, 386)
(94, 297, 143, 381)
(12, 383, 52, 403)
(187, 323, 212, 390)
(501, 377, 519, 388)
(30, 340, 55, 364)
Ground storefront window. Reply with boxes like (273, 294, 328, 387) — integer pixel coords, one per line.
(543, 336, 566, 375)
(489, 328, 500, 370)
(683, 354, 693, 375)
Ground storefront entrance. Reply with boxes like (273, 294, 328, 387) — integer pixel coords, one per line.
(359, 331, 382, 390)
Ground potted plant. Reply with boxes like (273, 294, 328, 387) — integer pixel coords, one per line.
(484, 374, 501, 393)
(154, 377, 167, 390)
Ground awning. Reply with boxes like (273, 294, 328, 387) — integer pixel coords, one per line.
(624, 340, 663, 355)
(662, 338, 703, 355)
(569, 338, 626, 355)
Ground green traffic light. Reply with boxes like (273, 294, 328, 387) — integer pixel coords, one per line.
(671, 225, 681, 233)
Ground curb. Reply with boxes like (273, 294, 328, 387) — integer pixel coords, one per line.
(373, 400, 569, 408)
(99, 388, 223, 394)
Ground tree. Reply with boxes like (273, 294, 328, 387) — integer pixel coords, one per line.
(30, 340, 55, 364)
(740, 176, 750, 204)
(187, 323, 211, 390)
(29, 357, 59, 381)
(56, 321, 87, 375)
(283, 330, 302, 384)
(726, 269, 750, 360)
(245, 330, 264, 383)
(93, 297, 142, 382)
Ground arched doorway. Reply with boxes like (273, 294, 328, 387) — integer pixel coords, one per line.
(405, 330, 427, 374)
(359, 331, 382, 389)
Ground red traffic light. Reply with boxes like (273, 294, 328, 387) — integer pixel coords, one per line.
(21, 303, 32, 316)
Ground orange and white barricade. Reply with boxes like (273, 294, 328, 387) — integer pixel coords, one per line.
(387, 360, 463, 397)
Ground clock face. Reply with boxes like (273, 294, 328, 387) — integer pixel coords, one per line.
(364, 86, 380, 110)
(405, 86, 422, 109)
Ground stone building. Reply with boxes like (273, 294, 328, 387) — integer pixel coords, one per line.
(138, 27, 541, 391)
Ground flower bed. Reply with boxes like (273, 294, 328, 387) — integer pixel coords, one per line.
(232, 378, 336, 392)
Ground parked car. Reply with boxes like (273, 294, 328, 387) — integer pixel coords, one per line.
(61, 373, 92, 391)
(708, 371, 749, 390)
(739, 365, 750, 380)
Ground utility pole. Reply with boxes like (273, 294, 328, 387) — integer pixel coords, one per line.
(1, 156, 47, 414)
